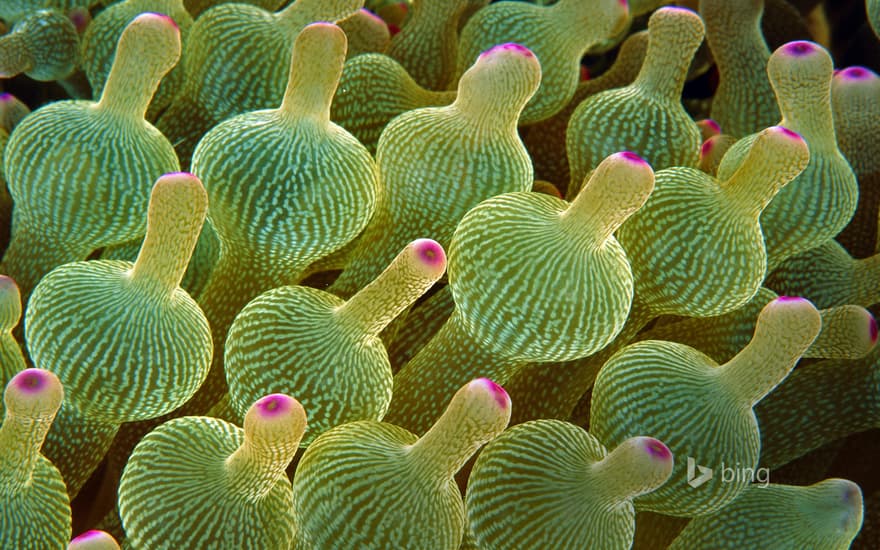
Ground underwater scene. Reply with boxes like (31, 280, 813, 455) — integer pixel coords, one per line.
(1, 0, 879, 548)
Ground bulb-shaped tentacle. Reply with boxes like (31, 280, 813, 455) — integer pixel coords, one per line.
(293, 378, 510, 549)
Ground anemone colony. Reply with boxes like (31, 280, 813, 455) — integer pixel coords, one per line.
(0, 0, 879, 548)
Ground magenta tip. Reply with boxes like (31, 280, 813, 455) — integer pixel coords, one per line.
(773, 126, 803, 141)
(775, 295, 804, 302)
(255, 394, 294, 417)
(782, 41, 816, 57)
(13, 369, 47, 393)
(0, 92, 12, 102)
(72, 530, 108, 542)
(481, 43, 534, 59)
(0, 274, 17, 291)
(839, 66, 873, 80)
(702, 119, 721, 133)
(869, 317, 878, 344)
(162, 171, 198, 180)
(412, 238, 446, 267)
(700, 139, 714, 156)
(474, 378, 510, 409)
(643, 438, 672, 461)
(361, 8, 384, 24)
(618, 151, 648, 165)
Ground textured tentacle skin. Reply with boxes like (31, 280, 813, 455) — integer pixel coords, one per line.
(0, 276, 25, 420)
(338, 8, 391, 58)
(0, 369, 71, 550)
(225, 239, 446, 445)
(467, 421, 672, 550)
(2, 13, 181, 299)
(590, 297, 821, 516)
(190, 22, 379, 414)
(119, 394, 306, 549)
(156, 0, 363, 164)
(25, 173, 211, 424)
(701, 0, 779, 138)
(386, 0, 483, 91)
(831, 66, 880, 258)
(184, 0, 286, 18)
(525, 30, 649, 196)
(332, 42, 541, 298)
(765, 240, 880, 309)
(639, 288, 878, 362)
(669, 479, 864, 549)
(456, 0, 631, 124)
(717, 41, 859, 270)
(0, 9, 79, 81)
(756, 344, 880, 470)
(618, 126, 809, 317)
(293, 378, 510, 550)
(81, 0, 193, 122)
(332, 53, 455, 155)
(386, 152, 654, 435)
(566, 7, 704, 194)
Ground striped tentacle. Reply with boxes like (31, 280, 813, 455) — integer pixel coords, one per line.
(81, 0, 193, 122)
(386, 153, 653, 434)
(332, 53, 455, 154)
(2, 13, 181, 298)
(0, 369, 71, 550)
(669, 479, 864, 549)
(386, 0, 479, 91)
(189, 22, 379, 413)
(701, 0, 779, 138)
(832, 66, 880, 258)
(338, 8, 391, 58)
(467, 420, 672, 550)
(25, 173, 211, 424)
(522, 29, 648, 195)
(158, 0, 362, 162)
(765, 240, 880, 309)
(0, 276, 25, 420)
(590, 296, 820, 516)
(225, 239, 445, 445)
(756, 345, 880, 470)
(717, 41, 859, 270)
(119, 395, 304, 549)
(566, 7, 704, 192)
(618, 126, 809, 317)
(293, 378, 510, 550)
(456, 0, 630, 125)
(332, 41, 540, 298)
(0, 9, 79, 81)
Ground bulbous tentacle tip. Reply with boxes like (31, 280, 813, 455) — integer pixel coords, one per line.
(837, 66, 874, 80)
(0, 275, 19, 293)
(775, 295, 807, 303)
(780, 40, 818, 57)
(140, 12, 179, 31)
(481, 43, 535, 59)
(69, 530, 120, 550)
(5, 368, 64, 416)
(411, 238, 446, 272)
(0, 92, 12, 102)
(471, 378, 511, 410)
(13, 369, 50, 394)
(869, 316, 878, 345)
(770, 126, 804, 141)
(616, 151, 650, 165)
(640, 436, 672, 462)
(253, 393, 302, 418)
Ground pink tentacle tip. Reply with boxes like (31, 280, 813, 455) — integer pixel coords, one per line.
(869, 316, 878, 345)
(775, 295, 805, 303)
(702, 119, 721, 133)
(72, 530, 109, 542)
(13, 369, 47, 393)
(474, 378, 510, 409)
(782, 41, 815, 57)
(839, 67, 872, 80)
(0, 92, 12, 102)
(773, 126, 803, 141)
(412, 238, 446, 267)
(618, 151, 648, 165)
(643, 438, 672, 461)
(255, 394, 294, 417)
(0, 274, 17, 291)
(700, 139, 714, 156)
(481, 43, 534, 59)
